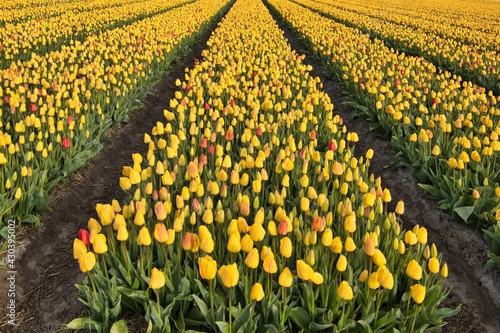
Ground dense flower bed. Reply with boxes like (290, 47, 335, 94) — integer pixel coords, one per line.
(267, 0, 500, 266)
(0, 0, 230, 233)
(71, 0, 456, 331)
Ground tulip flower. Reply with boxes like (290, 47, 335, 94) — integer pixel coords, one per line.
(336, 254, 347, 272)
(245, 248, 260, 269)
(149, 268, 166, 290)
(344, 213, 356, 233)
(406, 260, 422, 280)
(345, 236, 356, 252)
(137, 227, 152, 246)
(428, 257, 440, 274)
(117, 225, 129, 241)
(198, 255, 217, 280)
(279, 267, 293, 287)
(79, 252, 97, 273)
(404, 231, 417, 246)
(417, 227, 427, 244)
(74, 239, 87, 259)
(79, 229, 90, 245)
(372, 249, 386, 266)
(263, 255, 278, 274)
(441, 263, 449, 278)
(410, 284, 426, 304)
(330, 236, 343, 253)
(279, 237, 293, 258)
(368, 272, 380, 289)
(218, 263, 239, 288)
(311, 272, 324, 285)
(377, 265, 394, 290)
(395, 201, 404, 215)
(250, 283, 265, 301)
(322, 228, 333, 246)
(337, 281, 354, 300)
(297, 260, 314, 281)
(249, 223, 266, 242)
(93, 234, 108, 254)
(227, 233, 242, 253)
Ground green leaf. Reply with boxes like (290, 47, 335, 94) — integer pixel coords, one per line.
(357, 320, 374, 333)
(433, 304, 461, 318)
(234, 303, 253, 333)
(66, 317, 101, 330)
(309, 321, 334, 331)
(289, 307, 312, 333)
(418, 183, 442, 198)
(110, 319, 128, 333)
(216, 321, 229, 333)
(453, 206, 475, 222)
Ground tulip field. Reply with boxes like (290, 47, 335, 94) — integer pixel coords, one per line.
(1, 0, 500, 332)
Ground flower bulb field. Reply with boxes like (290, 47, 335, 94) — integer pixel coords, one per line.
(0, 0, 499, 332)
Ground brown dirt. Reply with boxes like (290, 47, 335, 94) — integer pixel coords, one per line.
(1, 2, 499, 332)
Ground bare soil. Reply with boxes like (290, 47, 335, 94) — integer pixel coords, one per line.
(1, 2, 499, 332)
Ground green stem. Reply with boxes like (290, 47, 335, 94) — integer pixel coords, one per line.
(229, 287, 233, 332)
(410, 305, 418, 332)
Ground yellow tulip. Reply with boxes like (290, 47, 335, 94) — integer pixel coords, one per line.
(359, 269, 368, 283)
(279, 267, 293, 287)
(249, 222, 266, 242)
(428, 257, 440, 274)
(279, 237, 293, 258)
(344, 213, 356, 233)
(406, 260, 422, 280)
(345, 236, 356, 252)
(117, 225, 128, 241)
(149, 268, 166, 290)
(250, 283, 265, 302)
(337, 281, 354, 300)
(154, 223, 169, 243)
(311, 272, 324, 285)
(404, 231, 417, 246)
(322, 228, 333, 246)
(336, 254, 347, 272)
(395, 201, 404, 215)
(372, 249, 386, 266)
(329, 236, 343, 253)
(263, 255, 278, 274)
(73, 239, 87, 259)
(78, 252, 96, 273)
(410, 284, 426, 304)
(245, 248, 260, 269)
(198, 255, 217, 280)
(297, 260, 314, 281)
(218, 263, 239, 288)
(368, 272, 380, 289)
(417, 227, 427, 244)
(377, 265, 394, 290)
(137, 227, 152, 246)
(228, 233, 242, 253)
(93, 234, 108, 254)
(441, 263, 449, 278)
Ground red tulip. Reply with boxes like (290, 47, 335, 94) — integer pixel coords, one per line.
(79, 229, 90, 245)
(328, 141, 337, 151)
(30, 104, 37, 112)
(200, 138, 208, 148)
(62, 137, 70, 148)
(67, 116, 74, 125)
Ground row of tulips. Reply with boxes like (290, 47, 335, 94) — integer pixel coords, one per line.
(0, 0, 193, 66)
(291, 0, 500, 94)
(70, 0, 457, 331)
(318, 0, 500, 53)
(267, 0, 500, 264)
(0, 0, 231, 232)
(1, 0, 141, 25)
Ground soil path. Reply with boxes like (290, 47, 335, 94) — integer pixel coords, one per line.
(1, 1, 499, 332)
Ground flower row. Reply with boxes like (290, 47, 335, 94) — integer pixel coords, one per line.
(322, 0, 500, 52)
(0, 0, 230, 229)
(268, 0, 500, 237)
(71, 0, 455, 331)
(292, 0, 500, 94)
(0, 0, 191, 67)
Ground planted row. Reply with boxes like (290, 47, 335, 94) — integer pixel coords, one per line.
(292, 0, 500, 94)
(71, 0, 455, 331)
(0, 0, 192, 66)
(0, 0, 230, 232)
(267, 0, 500, 265)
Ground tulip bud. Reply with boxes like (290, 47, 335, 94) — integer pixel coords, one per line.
(250, 283, 265, 302)
(441, 263, 448, 278)
(410, 284, 426, 304)
(279, 267, 293, 287)
(149, 268, 166, 290)
(406, 260, 423, 280)
(395, 201, 404, 215)
(337, 281, 353, 300)
(198, 255, 217, 280)
(336, 254, 347, 272)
